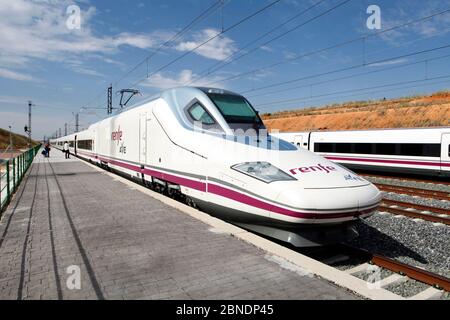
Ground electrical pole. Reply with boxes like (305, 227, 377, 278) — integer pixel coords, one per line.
(64, 123, 68, 136)
(27, 101, 34, 147)
(75, 113, 79, 133)
(107, 84, 112, 115)
(59, 128, 62, 138)
(8, 126, 13, 158)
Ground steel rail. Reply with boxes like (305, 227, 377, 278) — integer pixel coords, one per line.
(378, 205, 450, 225)
(361, 173, 450, 186)
(382, 199, 450, 216)
(376, 183, 450, 201)
(343, 246, 450, 292)
(371, 254, 450, 292)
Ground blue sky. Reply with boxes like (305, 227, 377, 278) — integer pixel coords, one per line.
(1, 0, 450, 140)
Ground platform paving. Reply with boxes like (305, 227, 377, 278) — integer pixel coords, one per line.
(0, 150, 358, 300)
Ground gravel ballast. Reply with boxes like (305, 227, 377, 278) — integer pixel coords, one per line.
(340, 176, 450, 298)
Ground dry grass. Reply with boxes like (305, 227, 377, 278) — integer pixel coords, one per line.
(262, 91, 450, 131)
(0, 128, 38, 149)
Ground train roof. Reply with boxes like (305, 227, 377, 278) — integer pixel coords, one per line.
(196, 87, 243, 97)
(52, 86, 246, 139)
(109, 86, 242, 117)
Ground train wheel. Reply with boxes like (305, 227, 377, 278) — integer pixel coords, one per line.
(186, 197, 197, 209)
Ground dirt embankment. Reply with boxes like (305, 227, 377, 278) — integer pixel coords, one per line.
(0, 128, 39, 150)
(262, 91, 450, 131)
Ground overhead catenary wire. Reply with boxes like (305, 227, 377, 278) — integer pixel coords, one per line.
(79, 0, 225, 111)
(239, 43, 450, 95)
(113, 0, 224, 88)
(186, 0, 329, 85)
(203, 7, 450, 87)
(254, 73, 450, 110)
(188, 0, 353, 85)
(246, 50, 450, 99)
(246, 26, 450, 99)
(257, 78, 450, 113)
(128, 0, 283, 89)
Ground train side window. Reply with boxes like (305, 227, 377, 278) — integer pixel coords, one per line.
(77, 140, 93, 150)
(335, 143, 351, 153)
(354, 143, 373, 154)
(188, 102, 216, 125)
(422, 144, 440, 157)
(400, 144, 423, 156)
(375, 143, 397, 155)
(314, 143, 334, 153)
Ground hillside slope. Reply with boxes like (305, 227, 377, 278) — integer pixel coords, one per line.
(0, 128, 38, 150)
(262, 91, 450, 132)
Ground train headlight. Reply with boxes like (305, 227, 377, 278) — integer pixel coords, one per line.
(232, 162, 296, 183)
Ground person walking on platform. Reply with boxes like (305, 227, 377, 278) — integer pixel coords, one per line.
(45, 143, 51, 158)
(64, 141, 70, 159)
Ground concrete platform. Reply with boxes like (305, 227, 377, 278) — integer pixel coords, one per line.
(0, 150, 357, 300)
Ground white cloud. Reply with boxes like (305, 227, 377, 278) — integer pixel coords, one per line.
(112, 32, 160, 50)
(0, 68, 36, 82)
(260, 46, 273, 52)
(141, 69, 225, 89)
(175, 28, 237, 61)
(374, 1, 450, 43)
(71, 66, 104, 77)
(368, 58, 408, 67)
(64, 58, 104, 77)
(0, 2, 240, 83)
(0, 0, 171, 80)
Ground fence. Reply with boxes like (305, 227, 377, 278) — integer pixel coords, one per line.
(0, 144, 41, 215)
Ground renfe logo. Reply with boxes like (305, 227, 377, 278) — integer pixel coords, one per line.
(290, 164, 337, 175)
(111, 126, 122, 144)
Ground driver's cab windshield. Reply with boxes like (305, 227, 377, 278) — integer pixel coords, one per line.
(207, 93, 265, 132)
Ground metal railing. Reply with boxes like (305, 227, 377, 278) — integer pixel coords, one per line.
(0, 144, 41, 215)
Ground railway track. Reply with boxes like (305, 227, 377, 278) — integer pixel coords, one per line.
(376, 183, 450, 201)
(360, 173, 450, 187)
(302, 244, 450, 299)
(379, 199, 450, 225)
(344, 246, 450, 296)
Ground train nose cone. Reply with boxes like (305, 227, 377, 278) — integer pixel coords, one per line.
(276, 183, 381, 216)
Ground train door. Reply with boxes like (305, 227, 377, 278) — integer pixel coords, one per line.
(441, 133, 450, 174)
(139, 113, 147, 164)
(74, 135, 77, 156)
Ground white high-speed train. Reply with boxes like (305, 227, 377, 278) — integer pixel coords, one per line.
(51, 87, 381, 247)
(273, 128, 450, 177)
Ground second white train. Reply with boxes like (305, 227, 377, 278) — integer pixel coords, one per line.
(273, 128, 450, 177)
